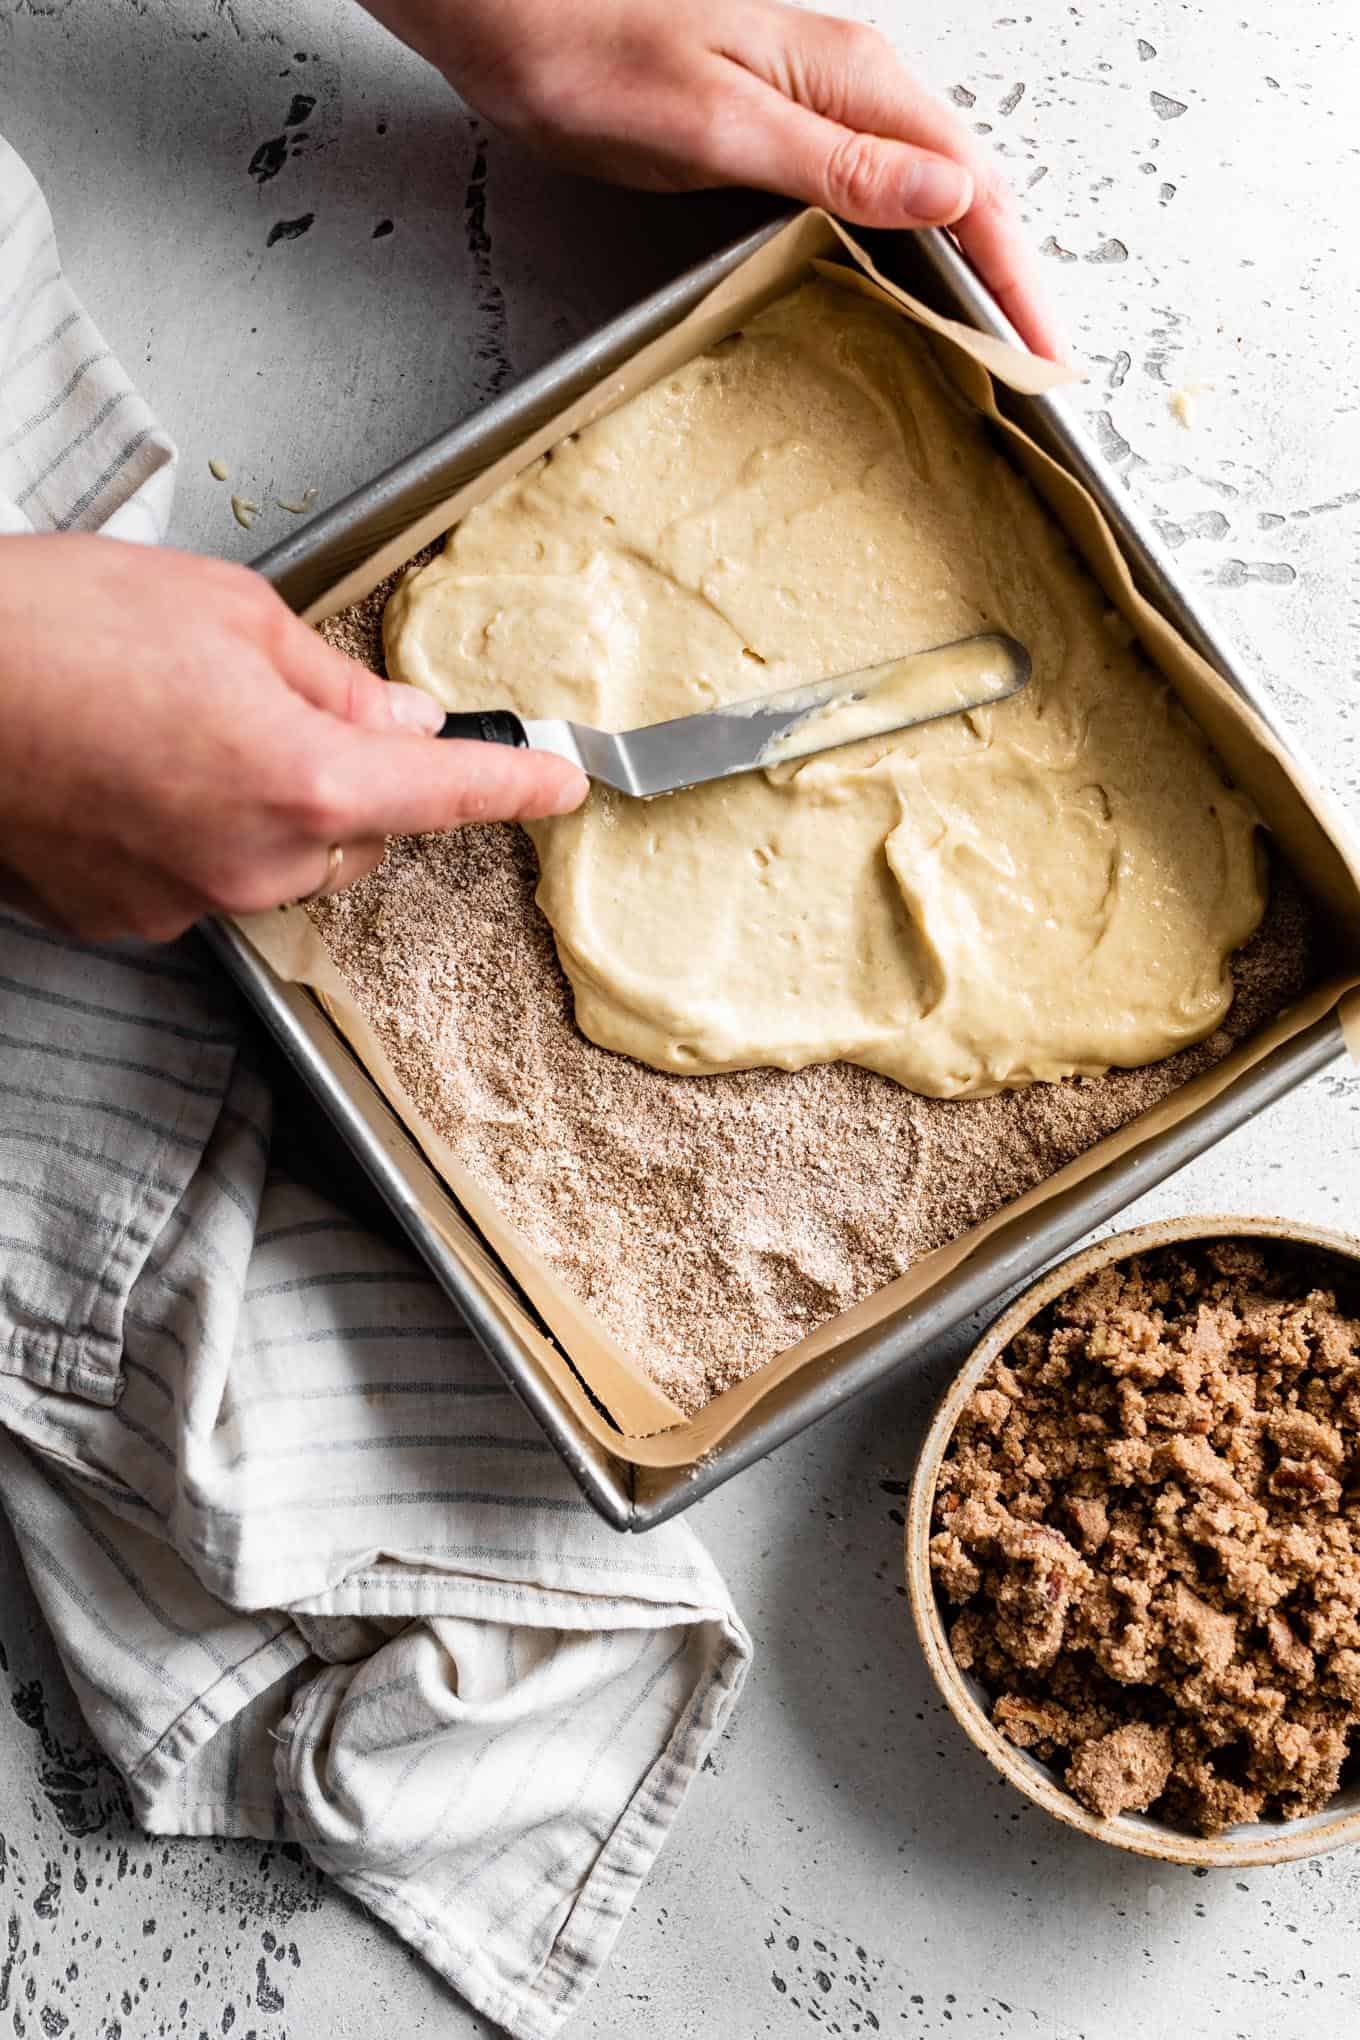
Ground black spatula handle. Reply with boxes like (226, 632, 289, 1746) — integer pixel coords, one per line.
(437, 711, 528, 747)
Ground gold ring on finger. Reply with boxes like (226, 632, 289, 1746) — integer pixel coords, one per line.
(296, 842, 344, 906)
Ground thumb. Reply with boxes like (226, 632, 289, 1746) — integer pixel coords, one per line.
(308, 719, 589, 841)
(703, 82, 974, 228)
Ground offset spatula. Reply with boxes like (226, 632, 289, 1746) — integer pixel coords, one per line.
(435, 631, 1030, 797)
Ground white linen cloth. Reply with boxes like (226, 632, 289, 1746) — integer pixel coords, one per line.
(0, 137, 175, 539)
(0, 136, 750, 2039)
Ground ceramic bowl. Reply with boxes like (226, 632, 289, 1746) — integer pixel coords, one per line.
(906, 1214, 1360, 1867)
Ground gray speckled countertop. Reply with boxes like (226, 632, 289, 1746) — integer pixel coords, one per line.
(1, 2, 1358, 2035)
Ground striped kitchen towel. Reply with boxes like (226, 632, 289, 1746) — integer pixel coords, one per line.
(0, 137, 750, 2040)
(0, 134, 175, 538)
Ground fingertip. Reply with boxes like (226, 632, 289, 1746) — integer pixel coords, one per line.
(535, 763, 590, 817)
(1009, 297, 1075, 370)
(384, 681, 444, 734)
(419, 738, 588, 824)
(901, 153, 973, 227)
(1035, 320, 1078, 371)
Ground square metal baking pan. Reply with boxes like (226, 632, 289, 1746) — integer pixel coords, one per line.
(203, 211, 1347, 1530)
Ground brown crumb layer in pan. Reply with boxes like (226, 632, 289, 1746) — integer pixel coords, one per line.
(308, 569, 1332, 1413)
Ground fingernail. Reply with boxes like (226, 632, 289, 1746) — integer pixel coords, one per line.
(546, 768, 589, 816)
(905, 156, 973, 225)
(385, 682, 443, 734)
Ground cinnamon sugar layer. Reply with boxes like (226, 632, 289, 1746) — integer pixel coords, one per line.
(308, 563, 1326, 1414)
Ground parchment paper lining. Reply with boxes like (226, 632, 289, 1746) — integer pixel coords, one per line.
(235, 211, 1360, 1467)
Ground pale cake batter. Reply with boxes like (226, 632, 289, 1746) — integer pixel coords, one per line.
(756, 635, 1025, 767)
(385, 278, 1266, 1099)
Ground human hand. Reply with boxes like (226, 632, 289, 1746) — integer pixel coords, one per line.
(363, 0, 1064, 361)
(0, 536, 586, 943)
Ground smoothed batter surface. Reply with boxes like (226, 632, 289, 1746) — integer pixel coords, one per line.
(386, 279, 1266, 1099)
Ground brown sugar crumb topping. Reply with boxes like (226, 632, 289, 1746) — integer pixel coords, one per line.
(930, 1238, 1360, 1835)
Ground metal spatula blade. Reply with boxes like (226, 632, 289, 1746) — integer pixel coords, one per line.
(434, 631, 1030, 798)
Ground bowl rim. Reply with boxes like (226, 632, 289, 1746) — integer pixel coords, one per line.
(905, 1212, 1360, 1868)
